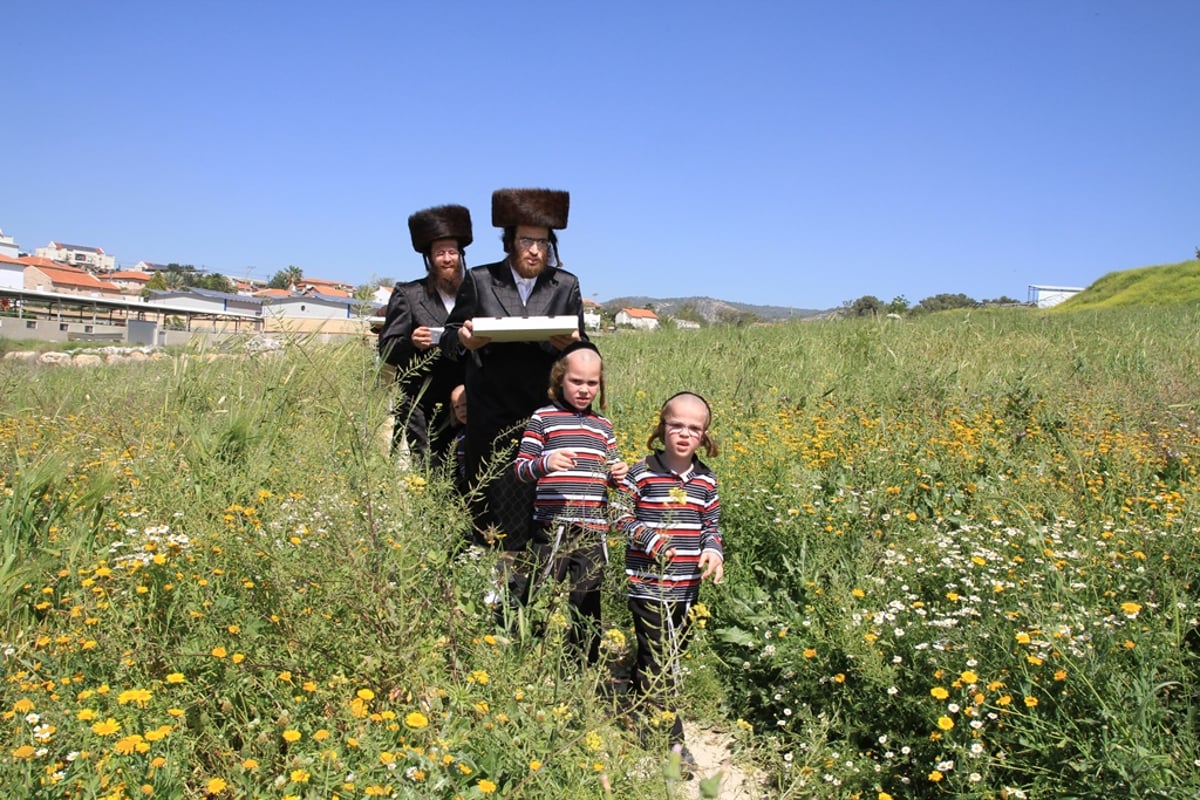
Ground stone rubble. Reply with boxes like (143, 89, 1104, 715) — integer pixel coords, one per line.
(3, 336, 286, 367)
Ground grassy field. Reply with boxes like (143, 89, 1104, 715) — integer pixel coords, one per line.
(2, 304, 1199, 799)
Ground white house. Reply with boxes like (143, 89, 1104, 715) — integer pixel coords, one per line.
(1027, 284, 1086, 309)
(35, 242, 116, 272)
(580, 299, 603, 330)
(0, 253, 24, 290)
(0, 229, 19, 260)
(615, 307, 659, 330)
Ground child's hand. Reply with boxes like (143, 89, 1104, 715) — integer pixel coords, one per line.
(609, 460, 629, 483)
(698, 551, 724, 584)
(545, 450, 577, 472)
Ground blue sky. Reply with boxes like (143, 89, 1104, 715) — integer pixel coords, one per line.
(4, 1, 1197, 310)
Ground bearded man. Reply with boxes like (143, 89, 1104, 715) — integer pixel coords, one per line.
(379, 204, 472, 469)
(442, 188, 586, 550)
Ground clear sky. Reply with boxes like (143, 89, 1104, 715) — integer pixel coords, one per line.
(4, 1, 1197, 310)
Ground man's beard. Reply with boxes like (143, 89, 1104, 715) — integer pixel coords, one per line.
(433, 268, 462, 295)
(436, 274, 462, 295)
(510, 254, 547, 280)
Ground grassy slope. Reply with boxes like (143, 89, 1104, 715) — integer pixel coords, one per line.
(1053, 258, 1200, 310)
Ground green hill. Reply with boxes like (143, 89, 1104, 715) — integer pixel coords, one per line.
(1054, 258, 1200, 310)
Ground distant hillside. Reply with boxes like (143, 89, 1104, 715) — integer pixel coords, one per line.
(603, 295, 826, 324)
(1055, 259, 1200, 311)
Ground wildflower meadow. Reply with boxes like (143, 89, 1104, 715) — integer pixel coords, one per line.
(2, 304, 1198, 799)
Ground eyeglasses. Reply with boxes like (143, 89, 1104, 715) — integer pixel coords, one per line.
(431, 248, 460, 258)
(665, 422, 705, 438)
(516, 236, 552, 251)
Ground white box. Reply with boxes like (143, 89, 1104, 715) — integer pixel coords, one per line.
(472, 315, 577, 343)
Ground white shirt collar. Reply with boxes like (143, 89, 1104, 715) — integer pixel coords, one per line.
(509, 266, 536, 304)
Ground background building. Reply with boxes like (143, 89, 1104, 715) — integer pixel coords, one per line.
(1027, 285, 1085, 309)
(35, 242, 116, 272)
(615, 307, 659, 330)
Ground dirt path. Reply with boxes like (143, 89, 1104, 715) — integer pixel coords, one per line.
(679, 722, 762, 799)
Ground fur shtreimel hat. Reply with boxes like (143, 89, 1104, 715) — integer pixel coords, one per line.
(408, 204, 473, 254)
(491, 188, 569, 230)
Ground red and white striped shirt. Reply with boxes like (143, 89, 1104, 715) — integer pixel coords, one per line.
(617, 453, 722, 603)
(514, 403, 621, 533)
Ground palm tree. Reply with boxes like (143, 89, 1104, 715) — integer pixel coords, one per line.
(268, 265, 304, 291)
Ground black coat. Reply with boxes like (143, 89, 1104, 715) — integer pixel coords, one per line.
(442, 259, 587, 546)
(378, 277, 465, 462)
(442, 259, 586, 448)
(379, 277, 464, 401)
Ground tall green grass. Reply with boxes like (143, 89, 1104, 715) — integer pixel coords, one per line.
(1, 307, 1198, 798)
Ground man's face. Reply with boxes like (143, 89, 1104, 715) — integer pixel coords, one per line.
(429, 238, 463, 294)
(511, 225, 551, 279)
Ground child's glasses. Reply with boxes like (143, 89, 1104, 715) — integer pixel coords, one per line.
(665, 422, 705, 438)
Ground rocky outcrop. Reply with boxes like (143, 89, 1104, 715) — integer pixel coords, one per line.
(3, 337, 287, 367)
(4, 346, 174, 367)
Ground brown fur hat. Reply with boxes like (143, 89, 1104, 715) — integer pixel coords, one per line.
(491, 188, 569, 230)
(408, 204, 473, 253)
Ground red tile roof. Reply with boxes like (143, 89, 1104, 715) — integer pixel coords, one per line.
(31, 265, 121, 292)
(110, 270, 152, 282)
(19, 256, 73, 270)
(298, 277, 353, 290)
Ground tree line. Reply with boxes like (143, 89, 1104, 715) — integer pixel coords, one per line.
(843, 292, 1024, 318)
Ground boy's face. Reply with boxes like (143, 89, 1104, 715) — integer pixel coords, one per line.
(560, 351, 601, 412)
(451, 387, 467, 425)
(661, 396, 709, 461)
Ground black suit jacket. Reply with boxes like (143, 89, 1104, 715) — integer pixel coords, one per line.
(378, 277, 463, 405)
(442, 259, 586, 454)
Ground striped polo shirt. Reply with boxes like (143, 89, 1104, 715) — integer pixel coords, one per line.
(617, 453, 722, 603)
(514, 403, 620, 533)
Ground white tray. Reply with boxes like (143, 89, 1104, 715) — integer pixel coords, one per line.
(472, 315, 577, 343)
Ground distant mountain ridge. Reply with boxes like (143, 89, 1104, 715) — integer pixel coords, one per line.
(602, 295, 825, 323)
